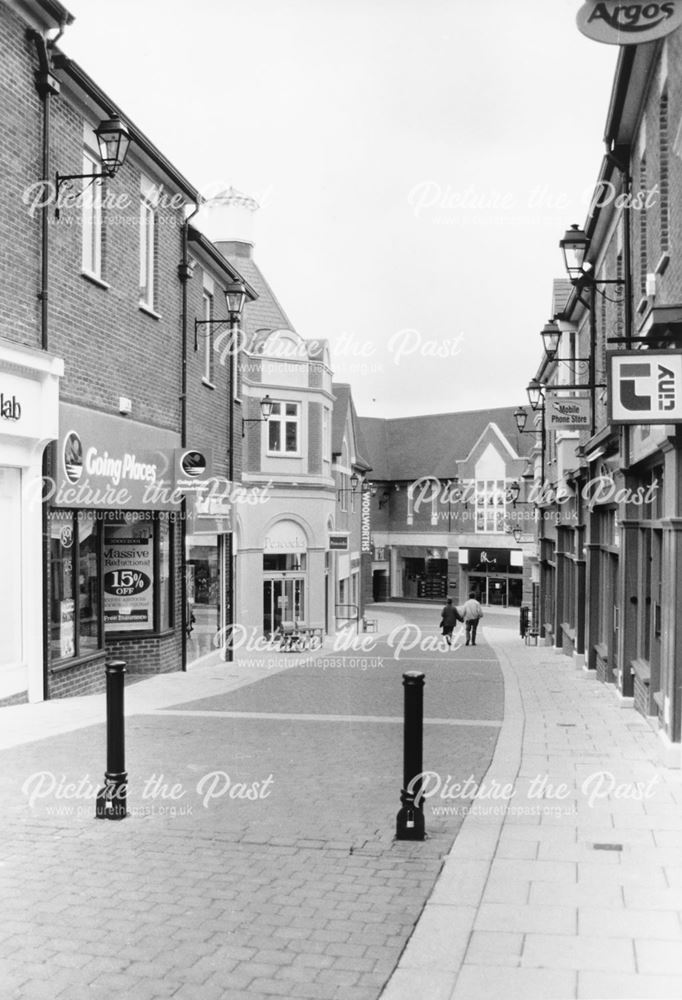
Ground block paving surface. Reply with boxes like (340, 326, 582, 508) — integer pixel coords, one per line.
(383, 622, 682, 1000)
(0, 606, 503, 1000)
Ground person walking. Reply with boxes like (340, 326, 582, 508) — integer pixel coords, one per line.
(462, 592, 483, 646)
(439, 598, 462, 648)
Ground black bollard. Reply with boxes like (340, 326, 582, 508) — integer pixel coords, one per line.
(396, 670, 426, 841)
(95, 660, 128, 820)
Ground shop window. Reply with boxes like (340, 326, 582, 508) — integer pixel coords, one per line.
(159, 516, 172, 631)
(50, 512, 102, 662)
(103, 512, 173, 634)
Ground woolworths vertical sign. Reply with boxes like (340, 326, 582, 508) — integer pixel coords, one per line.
(577, 1, 682, 44)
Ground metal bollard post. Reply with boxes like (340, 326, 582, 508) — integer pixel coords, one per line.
(95, 660, 128, 821)
(396, 670, 425, 841)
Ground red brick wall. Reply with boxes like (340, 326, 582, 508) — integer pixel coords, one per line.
(0, 3, 43, 349)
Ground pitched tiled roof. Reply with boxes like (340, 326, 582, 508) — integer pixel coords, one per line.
(215, 243, 295, 343)
(332, 383, 372, 471)
(358, 407, 534, 480)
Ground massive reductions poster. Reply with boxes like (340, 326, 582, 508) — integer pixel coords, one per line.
(103, 532, 154, 632)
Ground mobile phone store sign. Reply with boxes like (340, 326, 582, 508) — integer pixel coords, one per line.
(546, 394, 591, 431)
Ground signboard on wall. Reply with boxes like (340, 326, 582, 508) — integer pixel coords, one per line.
(103, 534, 154, 631)
(0, 373, 42, 438)
(545, 394, 591, 431)
(577, 1, 682, 45)
(329, 533, 350, 551)
(55, 403, 180, 510)
(609, 352, 682, 423)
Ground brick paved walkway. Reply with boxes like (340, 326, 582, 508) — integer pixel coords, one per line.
(0, 606, 503, 1000)
(382, 625, 682, 1000)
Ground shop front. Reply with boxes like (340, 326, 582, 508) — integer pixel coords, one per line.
(48, 403, 182, 696)
(398, 546, 448, 601)
(458, 546, 525, 607)
(185, 491, 232, 665)
(0, 339, 62, 704)
(262, 520, 308, 635)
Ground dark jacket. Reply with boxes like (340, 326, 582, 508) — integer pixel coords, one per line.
(440, 603, 461, 628)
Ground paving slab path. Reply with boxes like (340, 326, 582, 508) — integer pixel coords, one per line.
(0, 605, 503, 1000)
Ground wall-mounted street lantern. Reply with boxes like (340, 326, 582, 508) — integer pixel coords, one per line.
(559, 223, 625, 434)
(507, 481, 521, 506)
(526, 379, 545, 411)
(242, 395, 274, 436)
(337, 477, 377, 502)
(194, 280, 249, 350)
(559, 224, 590, 283)
(540, 318, 591, 374)
(55, 114, 131, 217)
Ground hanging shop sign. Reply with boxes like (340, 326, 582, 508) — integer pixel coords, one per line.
(609, 351, 682, 423)
(103, 532, 154, 631)
(545, 394, 592, 431)
(577, 1, 682, 45)
(187, 492, 232, 535)
(361, 490, 372, 553)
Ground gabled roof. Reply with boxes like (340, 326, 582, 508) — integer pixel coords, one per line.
(332, 383, 371, 472)
(358, 406, 534, 480)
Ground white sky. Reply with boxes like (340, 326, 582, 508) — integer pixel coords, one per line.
(61, 0, 618, 418)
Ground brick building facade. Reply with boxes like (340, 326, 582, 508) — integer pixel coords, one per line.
(0, 0, 251, 702)
(530, 30, 682, 765)
(359, 409, 535, 610)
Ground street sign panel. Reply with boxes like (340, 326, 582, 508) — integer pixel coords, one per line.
(545, 394, 591, 431)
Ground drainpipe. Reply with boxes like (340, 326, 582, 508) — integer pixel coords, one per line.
(31, 30, 61, 700)
(178, 205, 200, 672)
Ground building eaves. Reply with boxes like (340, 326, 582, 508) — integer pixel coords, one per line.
(51, 52, 201, 202)
(34, 0, 73, 26)
(187, 228, 257, 300)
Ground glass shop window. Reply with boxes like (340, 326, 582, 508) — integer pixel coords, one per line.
(103, 512, 173, 634)
(49, 512, 101, 662)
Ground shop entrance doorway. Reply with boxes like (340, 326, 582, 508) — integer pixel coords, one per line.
(468, 573, 523, 608)
(264, 577, 305, 636)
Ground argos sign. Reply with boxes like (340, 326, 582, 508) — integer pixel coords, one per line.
(577, 1, 682, 44)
